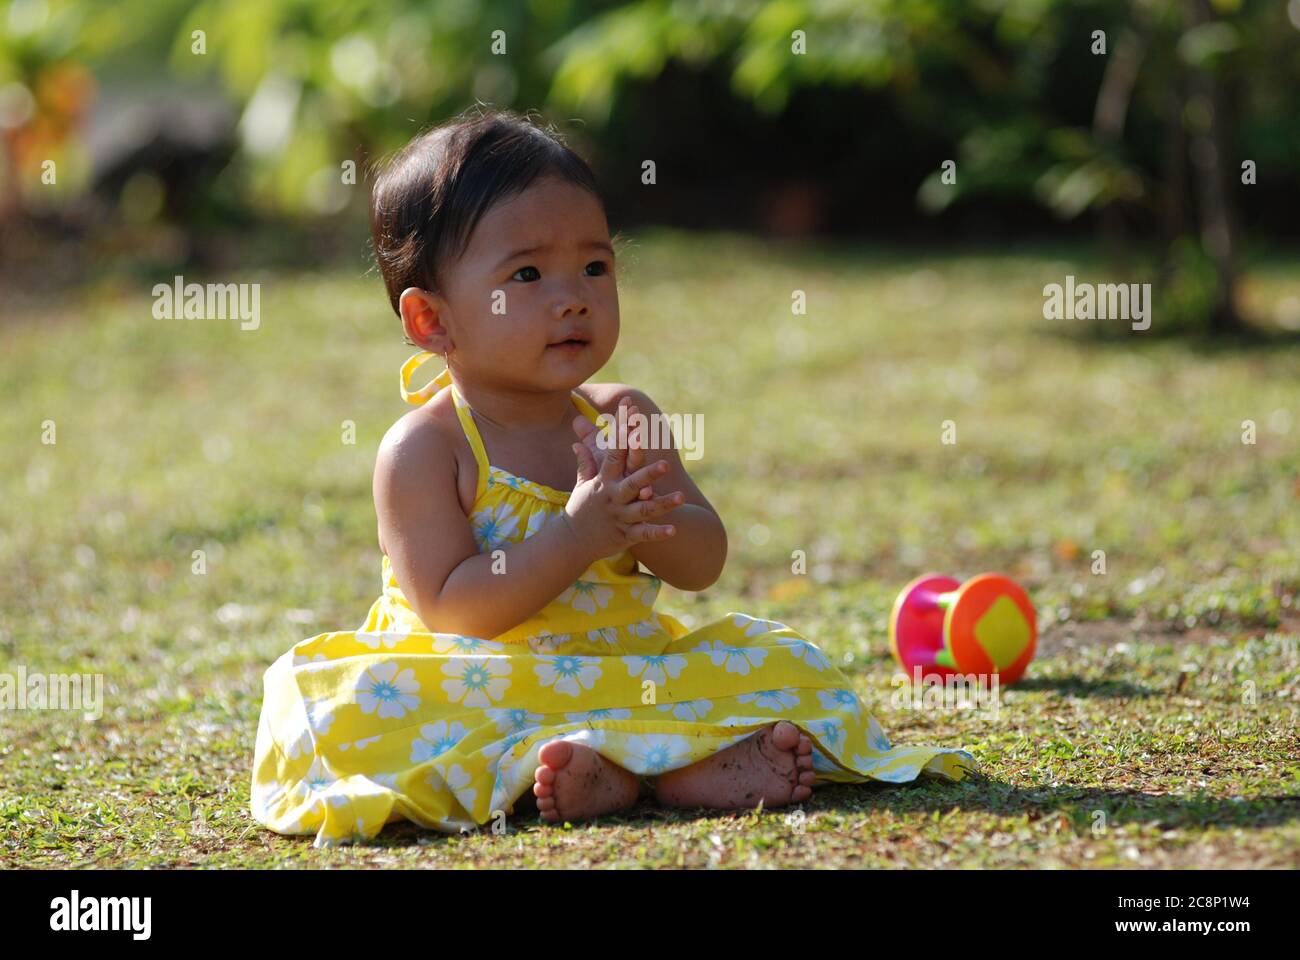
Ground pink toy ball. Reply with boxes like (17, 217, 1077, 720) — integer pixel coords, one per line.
(889, 572, 1037, 685)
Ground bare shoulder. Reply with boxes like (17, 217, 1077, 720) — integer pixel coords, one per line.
(574, 381, 662, 418)
(374, 390, 475, 538)
(376, 391, 461, 478)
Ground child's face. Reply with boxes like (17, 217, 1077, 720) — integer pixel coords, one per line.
(426, 175, 618, 393)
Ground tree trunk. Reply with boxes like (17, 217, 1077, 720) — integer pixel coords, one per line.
(1185, 0, 1244, 335)
(1093, 23, 1145, 273)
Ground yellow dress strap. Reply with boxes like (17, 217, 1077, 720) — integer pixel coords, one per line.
(450, 398, 491, 505)
(570, 390, 614, 444)
(399, 350, 451, 405)
(399, 351, 615, 507)
(399, 350, 490, 503)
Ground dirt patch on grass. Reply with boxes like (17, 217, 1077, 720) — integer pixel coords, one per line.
(1038, 611, 1300, 656)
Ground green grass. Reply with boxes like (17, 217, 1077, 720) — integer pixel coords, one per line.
(1, 230, 1297, 868)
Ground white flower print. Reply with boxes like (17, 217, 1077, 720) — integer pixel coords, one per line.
(775, 636, 832, 671)
(812, 746, 842, 773)
(432, 762, 477, 811)
(285, 726, 313, 761)
(629, 575, 661, 606)
(483, 728, 538, 761)
(305, 699, 335, 737)
(441, 656, 512, 708)
(486, 707, 542, 734)
(489, 467, 526, 491)
(366, 772, 401, 792)
(624, 734, 692, 774)
(534, 655, 602, 697)
(737, 688, 801, 711)
(252, 778, 286, 821)
(555, 728, 608, 752)
(470, 503, 521, 551)
(817, 688, 862, 718)
(485, 729, 544, 813)
(525, 633, 571, 654)
(524, 507, 558, 540)
(622, 653, 687, 685)
(586, 627, 620, 646)
(850, 754, 885, 773)
(872, 760, 921, 783)
(431, 634, 504, 655)
(694, 639, 768, 675)
(339, 735, 381, 752)
(629, 618, 662, 638)
(558, 579, 614, 615)
(656, 698, 713, 721)
(730, 614, 788, 638)
(410, 719, 468, 763)
(355, 623, 412, 650)
(300, 757, 337, 794)
(488, 757, 514, 815)
(811, 716, 846, 752)
(292, 651, 328, 666)
(563, 707, 632, 725)
(488, 763, 510, 814)
(866, 716, 892, 752)
(354, 662, 421, 719)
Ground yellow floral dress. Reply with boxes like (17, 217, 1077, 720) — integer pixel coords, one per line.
(250, 351, 976, 846)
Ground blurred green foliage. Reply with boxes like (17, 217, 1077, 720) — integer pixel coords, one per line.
(1, 0, 1295, 216)
(3, 0, 1299, 332)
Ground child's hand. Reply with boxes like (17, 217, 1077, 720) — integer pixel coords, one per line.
(572, 395, 655, 502)
(562, 438, 683, 561)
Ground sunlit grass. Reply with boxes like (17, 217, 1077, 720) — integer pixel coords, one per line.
(1, 230, 1297, 867)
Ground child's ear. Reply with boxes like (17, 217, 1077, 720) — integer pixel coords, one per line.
(399, 287, 452, 354)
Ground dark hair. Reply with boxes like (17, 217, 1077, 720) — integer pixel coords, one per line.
(369, 107, 605, 337)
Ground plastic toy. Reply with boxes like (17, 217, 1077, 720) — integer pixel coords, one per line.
(888, 572, 1037, 684)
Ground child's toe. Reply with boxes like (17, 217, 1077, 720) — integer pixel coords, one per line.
(770, 720, 800, 751)
(538, 739, 573, 770)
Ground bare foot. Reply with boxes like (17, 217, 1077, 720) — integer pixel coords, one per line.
(533, 739, 641, 823)
(653, 720, 815, 810)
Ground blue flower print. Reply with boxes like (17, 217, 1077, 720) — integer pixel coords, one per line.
(410, 719, 468, 764)
(486, 707, 543, 734)
(737, 688, 801, 711)
(656, 698, 713, 721)
(816, 688, 862, 718)
(867, 717, 892, 752)
(563, 707, 633, 725)
(811, 717, 846, 752)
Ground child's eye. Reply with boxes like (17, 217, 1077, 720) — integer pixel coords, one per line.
(585, 260, 609, 277)
(512, 266, 541, 282)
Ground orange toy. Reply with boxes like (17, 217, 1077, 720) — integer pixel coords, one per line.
(888, 573, 1037, 684)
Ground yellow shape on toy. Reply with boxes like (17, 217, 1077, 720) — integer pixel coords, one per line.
(973, 595, 1031, 670)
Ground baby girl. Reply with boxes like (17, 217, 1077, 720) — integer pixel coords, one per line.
(251, 109, 974, 846)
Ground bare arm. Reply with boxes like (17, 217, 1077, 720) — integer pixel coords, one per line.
(580, 387, 728, 591)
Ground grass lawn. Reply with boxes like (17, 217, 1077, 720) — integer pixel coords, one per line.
(1, 230, 1297, 868)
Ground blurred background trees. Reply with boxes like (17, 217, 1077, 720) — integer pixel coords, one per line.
(2, 0, 1298, 335)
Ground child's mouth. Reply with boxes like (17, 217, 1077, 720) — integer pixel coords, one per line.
(547, 338, 589, 351)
